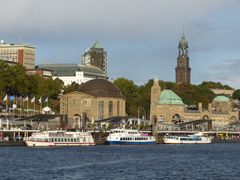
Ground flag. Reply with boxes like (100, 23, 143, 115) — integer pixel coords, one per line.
(9, 95, 15, 101)
(38, 97, 42, 103)
(3, 94, 7, 102)
(23, 96, 28, 102)
(45, 97, 48, 103)
(31, 96, 35, 103)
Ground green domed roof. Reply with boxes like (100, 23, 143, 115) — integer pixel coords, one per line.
(158, 90, 184, 105)
(213, 95, 230, 102)
(178, 36, 188, 48)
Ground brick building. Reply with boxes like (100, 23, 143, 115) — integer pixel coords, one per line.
(60, 79, 126, 123)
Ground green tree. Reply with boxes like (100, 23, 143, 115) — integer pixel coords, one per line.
(4, 64, 30, 95)
(114, 78, 138, 116)
(200, 81, 233, 90)
(63, 82, 81, 94)
(0, 61, 10, 97)
(136, 79, 154, 119)
(233, 89, 240, 100)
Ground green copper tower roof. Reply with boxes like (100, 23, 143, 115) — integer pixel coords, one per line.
(213, 95, 230, 102)
(92, 41, 103, 49)
(178, 28, 188, 49)
(158, 90, 184, 105)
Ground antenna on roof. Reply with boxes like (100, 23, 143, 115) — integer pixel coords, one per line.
(181, 25, 185, 38)
(19, 33, 22, 44)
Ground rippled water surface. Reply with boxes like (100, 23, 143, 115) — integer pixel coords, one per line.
(0, 144, 240, 179)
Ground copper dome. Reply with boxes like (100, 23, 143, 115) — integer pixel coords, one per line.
(79, 79, 124, 98)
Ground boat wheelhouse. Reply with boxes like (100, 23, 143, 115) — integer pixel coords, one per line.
(25, 131, 95, 147)
(107, 128, 155, 145)
(163, 132, 211, 144)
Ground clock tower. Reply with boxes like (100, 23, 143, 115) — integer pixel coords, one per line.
(175, 31, 191, 84)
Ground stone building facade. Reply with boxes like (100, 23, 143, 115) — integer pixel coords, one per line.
(60, 79, 125, 123)
(150, 80, 239, 128)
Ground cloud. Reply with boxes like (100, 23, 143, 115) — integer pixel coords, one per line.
(210, 59, 240, 70)
(1, 0, 239, 88)
(0, 0, 227, 37)
(205, 59, 240, 88)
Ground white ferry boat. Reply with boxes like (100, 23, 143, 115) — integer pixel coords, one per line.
(107, 128, 155, 145)
(163, 132, 211, 144)
(25, 131, 95, 147)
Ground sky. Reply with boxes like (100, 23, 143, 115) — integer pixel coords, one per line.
(1, 0, 240, 88)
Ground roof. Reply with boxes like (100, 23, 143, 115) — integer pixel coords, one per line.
(92, 41, 103, 49)
(79, 79, 124, 98)
(158, 90, 184, 105)
(213, 95, 230, 102)
(79, 65, 104, 75)
(36, 64, 105, 77)
(178, 32, 188, 49)
(36, 64, 78, 76)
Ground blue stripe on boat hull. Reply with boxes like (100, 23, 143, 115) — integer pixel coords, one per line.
(107, 141, 155, 145)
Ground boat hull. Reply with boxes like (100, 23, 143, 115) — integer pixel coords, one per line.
(163, 138, 211, 144)
(107, 140, 155, 145)
(25, 140, 95, 147)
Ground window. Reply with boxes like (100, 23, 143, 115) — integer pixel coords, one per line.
(98, 101, 104, 119)
(109, 101, 113, 117)
(117, 101, 120, 116)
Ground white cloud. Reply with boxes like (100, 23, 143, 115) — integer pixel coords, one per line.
(1, 0, 240, 87)
(0, 0, 227, 37)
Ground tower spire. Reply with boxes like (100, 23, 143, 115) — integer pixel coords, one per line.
(181, 25, 185, 39)
(175, 29, 191, 84)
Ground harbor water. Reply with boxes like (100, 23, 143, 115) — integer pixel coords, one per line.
(0, 144, 240, 179)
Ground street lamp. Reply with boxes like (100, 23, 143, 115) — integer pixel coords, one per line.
(138, 106, 147, 120)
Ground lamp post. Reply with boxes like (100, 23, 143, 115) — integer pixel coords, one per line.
(138, 106, 147, 120)
(138, 106, 147, 130)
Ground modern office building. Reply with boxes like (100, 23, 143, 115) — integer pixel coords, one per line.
(81, 41, 107, 77)
(0, 40, 35, 69)
(36, 63, 106, 86)
(26, 69, 53, 78)
(175, 32, 191, 84)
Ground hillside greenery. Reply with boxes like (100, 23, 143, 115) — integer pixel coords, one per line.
(113, 78, 237, 119)
(0, 61, 64, 112)
(0, 61, 238, 116)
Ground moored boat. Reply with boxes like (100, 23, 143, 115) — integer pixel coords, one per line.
(107, 128, 155, 145)
(163, 132, 211, 144)
(25, 130, 95, 147)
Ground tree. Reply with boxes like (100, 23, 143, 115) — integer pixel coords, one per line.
(114, 78, 138, 116)
(200, 81, 233, 90)
(136, 79, 154, 119)
(4, 64, 30, 95)
(37, 77, 64, 98)
(233, 89, 240, 100)
(63, 82, 81, 94)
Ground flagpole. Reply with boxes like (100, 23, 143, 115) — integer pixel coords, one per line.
(40, 101, 42, 114)
(20, 96, 22, 117)
(27, 98, 29, 116)
(39, 97, 42, 114)
(5, 95, 8, 118)
(34, 101, 35, 115)
(19, 96, 21, 117)
(8, 100, 10, 118)
(22, 98, 25, 116)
